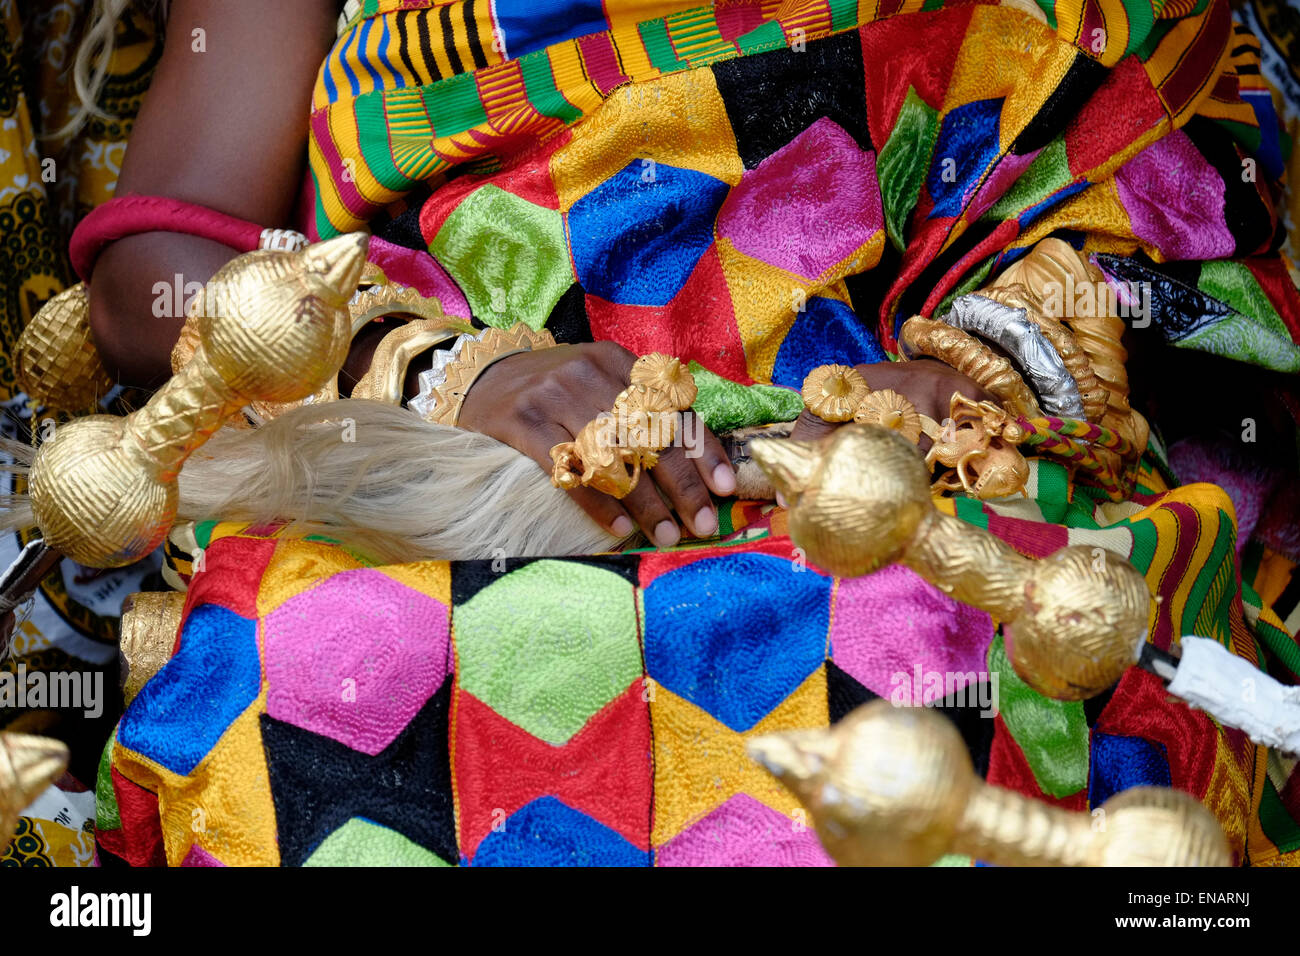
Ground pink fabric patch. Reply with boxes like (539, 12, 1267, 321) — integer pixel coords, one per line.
(965, 149, 1038, 223)
(656, 794, 834, 866)
(716, 117, 883, 281)
(366, 236, 471, 318)
(264, 568, 450, 755)
(181, 844, 226, 866)
(1114, 131, 1235, 260)
(831, 564, 994, 703)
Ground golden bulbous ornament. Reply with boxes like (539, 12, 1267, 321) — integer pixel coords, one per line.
(28, 233, 369, 568)
(16, 283, 115, 410)
(1, 732, 69, 855)
(853, 388, 923, 443)
(751, 424, 1151, 700)
(629, 353, 698, 409)
(750, 700, 1230, 867)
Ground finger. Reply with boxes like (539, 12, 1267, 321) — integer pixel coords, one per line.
(678, 411, 735, 497)
(648, 443, 715, 539)
(518, 420, 635, 538)
(620, 467, 679, 548)
(787, 409, 841, 443)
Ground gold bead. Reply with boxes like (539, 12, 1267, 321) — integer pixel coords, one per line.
(801, 364, 870, 422)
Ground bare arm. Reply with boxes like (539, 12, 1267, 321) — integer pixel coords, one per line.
(88, 0, 339, 388)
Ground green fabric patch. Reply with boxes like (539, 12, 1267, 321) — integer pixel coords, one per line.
(193, 520, 216, 550)
(1185, 261, 1300, 373)
(987, 634, 1089, 798)
(689, 361, 803, 431)
(95, 732, 120, 832)
(455, 559, 642, 745)
(735, 19, 786, 56)
(1258, 778, 1300, 854)
(520, 50, 585, 124)
(877, 88, 939, 252)
(985, 136, 1070, 221)
(428, 184, 571, 330)
(304, 817, 453, 866)
(421, 69, 488, 134)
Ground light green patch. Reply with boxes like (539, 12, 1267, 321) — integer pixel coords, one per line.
(877, 88, 939, 252)
(304, 817, 452, 867)
(455, 560, 642, 744)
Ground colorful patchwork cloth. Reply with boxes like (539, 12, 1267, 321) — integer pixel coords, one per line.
(100, 456, 1297, 866)
(96, 0, 1300, 865)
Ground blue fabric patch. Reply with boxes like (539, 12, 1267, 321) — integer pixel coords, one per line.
(493, 0, 608, 60)
(926, 98, 1004, 219)
(771, 297, 887, 389)
(1088, 731, 1172, 808)
(471, 797, 649, 866)
(118, 604, 261, 776)
(643, 554, 830, 732)
(567, 161, 729, 306)
(1017, 179, 1089, 228)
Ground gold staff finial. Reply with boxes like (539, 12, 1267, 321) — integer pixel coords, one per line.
(27, 233, 369, 568)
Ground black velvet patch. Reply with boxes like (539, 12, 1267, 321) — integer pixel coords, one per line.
(827, 659, 878, 723)
(1182, 116, 1276, 256)
(373, 191, 434, 251)
(546, 283, 594, 344)
(1010, 53, 1107, 155)
(931, 685, 997, 780)
(450, 554, 642, 605)
(262, 680, 457, 866)
(1083, 681, 1117, 729)
(712, 30, 871, 169)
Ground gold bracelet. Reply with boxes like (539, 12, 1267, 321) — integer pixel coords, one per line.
(415, 323, 557, 427)
(897, 315, 1043, 419)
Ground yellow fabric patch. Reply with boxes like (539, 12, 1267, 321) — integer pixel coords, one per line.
(715, 237, 806, 384)
(378, 561, 453, 606)
(650, 665, 828, 846)
(255, 539, 367, 619)
(551, 68, 743, 213)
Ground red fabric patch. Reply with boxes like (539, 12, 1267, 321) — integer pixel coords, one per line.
(919, 218, 1022, 318)
(1065, 56, 1165, 179)
(986, 510, 1071, 559)
(453, 683, 653, 860)
(180, 535, 277, 629)
(1149, 500, 1202, 651)
(637, 535, 808, 588)
(102, 768, 167, 867)
(859, 10, 968, 158)
(576, 33, 630, 95)
(585, 244, 752, 383)
(1094, 667, 1219, 801)
(717, 3, 769, 41)
(986, 714, 1088, 811)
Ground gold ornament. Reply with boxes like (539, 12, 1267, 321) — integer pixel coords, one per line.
(925, 393, 1030, 499)
(1, 732, 69, 855)
(751, 425, 1149, 699)
(422, 323, 556, 426)
(351, 316, 475, 405)
(749, 699, 1230, 866)
(898, 316, 1043, 418)
(16, 283, 115, 410)
(550, 358, 695, 499)
(28, 233, 369, 568)
(985, 238, 1148, 463)
(801, 364, 870, 422)
(852, 389, 923, 444)
(120, 590, 186, 705)
(629, 353, 698, 409)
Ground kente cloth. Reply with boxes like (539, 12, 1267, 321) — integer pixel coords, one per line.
(0, 1, 162, 787)
(100, 455, 1298, 867)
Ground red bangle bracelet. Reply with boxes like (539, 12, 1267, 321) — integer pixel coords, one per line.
(69, 195, 308, 282)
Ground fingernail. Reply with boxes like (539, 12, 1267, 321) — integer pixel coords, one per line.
(654, 520, 680, 548)
(713, 464, 736, 495)
(694, 507, 717, 536)
(611, 516, 633, 537)
(776, 491, 787, 509)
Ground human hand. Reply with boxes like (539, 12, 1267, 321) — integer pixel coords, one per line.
(458, 340, 736, 547)
(787, 358, 994, 445)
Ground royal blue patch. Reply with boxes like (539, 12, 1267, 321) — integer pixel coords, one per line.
(471, 797, 649, 866)
(118, 604, 261, 776)
(567, 162, 729, 306)
(1088, 732, 1172, 808)
(493, 0, 608, 60)
(771, 297, 887, 389)
(643, 554, 831, 732)
(926, 98, 1004, 220)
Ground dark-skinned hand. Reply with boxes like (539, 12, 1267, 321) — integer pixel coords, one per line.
(459, 341, 736, 547)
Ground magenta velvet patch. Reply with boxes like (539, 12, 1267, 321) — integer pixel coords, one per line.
(263, 568, 450, 755)
(830, 564, 994, 704)
(1115, 130, 1234, 260)
(656, 794, 833, 866)
(716, 116, 882, 280)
